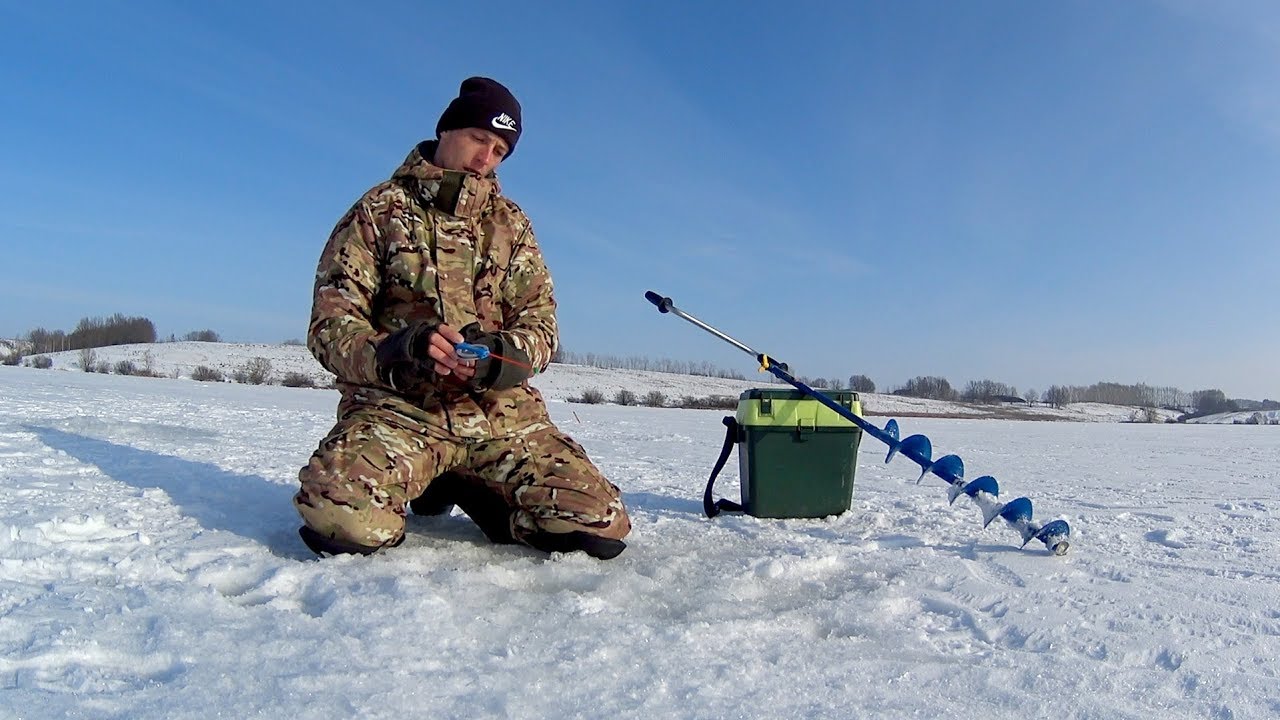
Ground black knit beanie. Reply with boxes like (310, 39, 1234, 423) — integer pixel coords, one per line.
(435, 77, 522, 158)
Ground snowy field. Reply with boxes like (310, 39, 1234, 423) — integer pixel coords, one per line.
(1, 367, 1278, 719)
(12, 341, 1189, 423)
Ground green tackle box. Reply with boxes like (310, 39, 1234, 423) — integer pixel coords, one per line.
(734, 388, 863, 518)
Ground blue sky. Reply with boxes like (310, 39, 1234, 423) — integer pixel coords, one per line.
(2, 1, 1276, 399)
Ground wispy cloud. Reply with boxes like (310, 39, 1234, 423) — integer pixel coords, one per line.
(1154, 0, 1280, 153)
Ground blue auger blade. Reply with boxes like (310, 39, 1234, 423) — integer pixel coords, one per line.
(930, 454, 964, 485)
(897, 434, 932, 468)
(1035, 520, 1072, 556)
(998, 497, 1037, 545)
(999, 497, 1033, 524)
(882, 419, 901, 463)
(965, 476, 1004, 526)
(958, 475, 999, 502)
(895, 434, 933, 483)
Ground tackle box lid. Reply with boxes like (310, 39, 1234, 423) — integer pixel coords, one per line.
(736, 388, 862, 429)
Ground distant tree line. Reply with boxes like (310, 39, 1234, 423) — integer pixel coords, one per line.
(19, 316, 225, 354)
(1235, 398, 1280, 411)
(790, 375, 877, 393)
(893, 376, 959, 401)
(552, 349, 746, 380)
(27, 314, 157, 353)
(961, 379, 1020, 403)
(859, 375, 1261, 418)
(848, 375, 876, 393)
(1189, 389, 1237, 417)
(6, 317, 1274, 412)
(548, 351, 1271, 412)
(1041, 382, 1192, 410)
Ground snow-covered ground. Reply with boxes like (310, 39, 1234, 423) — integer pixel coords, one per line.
(1187, 409, 1280, 425)
(14, 341, 1192, 423)
(1, 366, 1277, 719)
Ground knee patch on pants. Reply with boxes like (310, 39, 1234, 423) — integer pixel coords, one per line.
(490, 431, 631, 542)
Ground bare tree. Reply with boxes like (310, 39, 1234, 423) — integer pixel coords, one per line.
(68, 314, 157, 349)
(848, 374, 876, 393)
(1044, 385, 1071, 408)
(1191, 389, 1235, 417)
(28, 328, 69, 353)
(233, 357, 274, 385)
(962, 379, 1018, 403)
(900, 376, 958, 401)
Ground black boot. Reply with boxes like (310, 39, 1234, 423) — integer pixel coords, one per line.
(409, 471, 461, 517)
(412, 470, 516, 544)
(450, 477, 519, 545)
(523, 530, 627, 560)
(299, 525, 404, 557)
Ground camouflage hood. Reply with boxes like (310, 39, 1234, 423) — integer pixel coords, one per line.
(390, 141, 502, 221)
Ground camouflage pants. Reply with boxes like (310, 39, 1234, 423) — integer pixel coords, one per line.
(294, 407, 630, 549)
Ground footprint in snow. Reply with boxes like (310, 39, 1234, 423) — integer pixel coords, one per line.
(1144, 529, 1189, 549)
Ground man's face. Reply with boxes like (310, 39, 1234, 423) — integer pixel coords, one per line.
(434, 128, 509, 177)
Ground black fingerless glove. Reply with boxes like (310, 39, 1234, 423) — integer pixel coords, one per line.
(375, 321, 439, 393)
(460, 323, 533, 392)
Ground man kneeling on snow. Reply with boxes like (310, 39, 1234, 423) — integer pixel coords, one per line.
(292, 77, 630, 559)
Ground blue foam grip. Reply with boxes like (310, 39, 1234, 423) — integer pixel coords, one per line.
(644, 290, 673, 313)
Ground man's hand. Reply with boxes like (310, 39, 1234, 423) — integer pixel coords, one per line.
(457, 323, 533, 391)
(425, 324, 477, 381)
(376, 321, 476, 392)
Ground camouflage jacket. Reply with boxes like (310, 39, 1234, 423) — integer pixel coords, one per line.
(308, 141, 558, 440)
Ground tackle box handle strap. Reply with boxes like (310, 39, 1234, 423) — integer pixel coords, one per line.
(704, 416, 744, 518)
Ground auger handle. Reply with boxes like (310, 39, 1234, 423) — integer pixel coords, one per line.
(645, 290, 674, 313)
(644, 290, 758, 356)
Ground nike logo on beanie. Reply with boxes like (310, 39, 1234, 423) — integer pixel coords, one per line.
(491, 113, 517, 132)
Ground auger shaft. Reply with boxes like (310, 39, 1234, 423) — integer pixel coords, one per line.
(644, 290, 1071, 555)
(645, 292, 897, 446)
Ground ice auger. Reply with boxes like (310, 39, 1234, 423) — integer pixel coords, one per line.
(644, 290, 1071, 556)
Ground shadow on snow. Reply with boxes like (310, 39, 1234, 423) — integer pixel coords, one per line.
(29, 425, 310, 559)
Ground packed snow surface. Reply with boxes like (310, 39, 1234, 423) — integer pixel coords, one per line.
(1, 366, 1277, 719)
